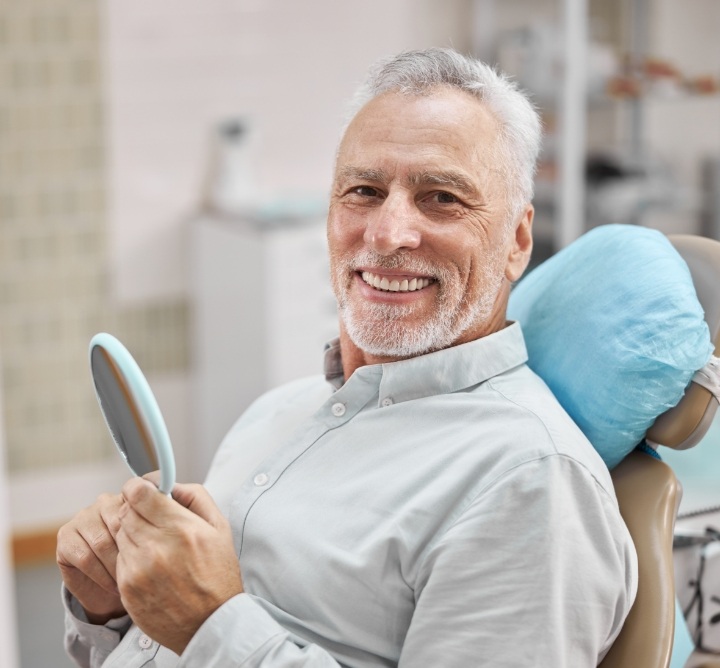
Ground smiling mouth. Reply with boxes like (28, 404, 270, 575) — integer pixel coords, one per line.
(360, 271, 434, 293)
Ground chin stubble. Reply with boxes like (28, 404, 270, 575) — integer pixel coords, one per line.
(331, 249, 504, 358)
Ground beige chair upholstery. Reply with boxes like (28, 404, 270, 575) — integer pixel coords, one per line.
(599, 234, 720, 668)
(599, 452, 681, 668)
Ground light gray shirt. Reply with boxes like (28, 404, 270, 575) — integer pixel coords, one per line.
(64, 322, 637, 667)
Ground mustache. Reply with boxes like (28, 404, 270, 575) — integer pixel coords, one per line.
(343, 250, 449, 280)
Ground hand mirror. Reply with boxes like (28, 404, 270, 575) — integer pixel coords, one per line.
(89, 333, 176, 494)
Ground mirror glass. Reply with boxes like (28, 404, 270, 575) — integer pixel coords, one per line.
(89, 333, 176, 494)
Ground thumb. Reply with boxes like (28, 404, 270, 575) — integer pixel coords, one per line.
(171, 483, 224, 527)
(141, 470, 162, 488)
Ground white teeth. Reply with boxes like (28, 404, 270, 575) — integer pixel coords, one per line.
(361, 272, 432, 293)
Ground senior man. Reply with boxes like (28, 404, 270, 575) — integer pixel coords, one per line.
(58, 48, 637, 667)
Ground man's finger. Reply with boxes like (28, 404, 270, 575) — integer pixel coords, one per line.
(57, 531, 120, 596)
(100, 501, 123, 542)
(141, 470, 162, 487)
(121, 477, 179, 526)
(117, 502, 162, 547)
(76, 523, 119, 580)
(170, 482, 226, 528)
(122, 478, 224, 533)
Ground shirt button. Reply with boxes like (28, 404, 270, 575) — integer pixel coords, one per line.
(254, 473, 269, 486)
(381, 397, 394, 407)
(331, 402, 346, 417)
(138, 634, 153, 649)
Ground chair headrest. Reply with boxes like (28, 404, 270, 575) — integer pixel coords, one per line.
(507, 224, 716, 468)
(647, 235, 720, 450)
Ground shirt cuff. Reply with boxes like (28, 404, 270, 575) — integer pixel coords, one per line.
(62, 584, 132, 652)
(179, 593, 288, 667)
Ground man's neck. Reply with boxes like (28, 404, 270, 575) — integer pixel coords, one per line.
(337, 328, 390, 381)
(337, 311, 509, 382)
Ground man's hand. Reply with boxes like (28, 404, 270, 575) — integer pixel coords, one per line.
(56, 493, 127, 624)
(115, 478, 244, 656)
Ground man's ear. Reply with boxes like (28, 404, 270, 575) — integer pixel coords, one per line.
(505, 205, 534, 283)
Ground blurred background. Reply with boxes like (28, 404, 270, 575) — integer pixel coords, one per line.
(1, 0, 719, 665)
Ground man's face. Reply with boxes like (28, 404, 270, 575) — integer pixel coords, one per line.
(327, 88, 532, 359)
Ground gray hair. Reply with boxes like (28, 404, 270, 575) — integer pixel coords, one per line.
(347, 47, 542, 219)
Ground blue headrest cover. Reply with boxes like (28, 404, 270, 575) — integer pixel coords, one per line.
(508, 224, 714, 469)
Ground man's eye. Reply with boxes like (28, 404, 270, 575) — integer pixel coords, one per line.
(352, 186, 380, 197)
(434, 191, 459, 204)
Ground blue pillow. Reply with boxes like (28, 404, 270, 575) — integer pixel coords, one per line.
(508, 224, 714, 469)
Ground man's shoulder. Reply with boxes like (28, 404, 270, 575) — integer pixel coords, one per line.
(482, 363, 615, 493)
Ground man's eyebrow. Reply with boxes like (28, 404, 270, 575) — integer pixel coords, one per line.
(336, 166, 480, 197)
(337, 166, 388, 184)
(408, 170, 479, 196)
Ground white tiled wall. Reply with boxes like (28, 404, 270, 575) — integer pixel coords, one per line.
(0, 0, 111, 473)
(0, 1, 190, 489)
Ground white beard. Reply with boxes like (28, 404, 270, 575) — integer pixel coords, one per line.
(331, 249, 505, 358)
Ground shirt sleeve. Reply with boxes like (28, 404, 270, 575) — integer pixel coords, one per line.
(178, 594, 342, 667)
(63, 589, 347, 667)
(397, 454, 638, 668)
(62, 585, 132, 668)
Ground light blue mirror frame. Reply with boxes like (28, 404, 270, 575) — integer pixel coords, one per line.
(89, 332, 176, 495)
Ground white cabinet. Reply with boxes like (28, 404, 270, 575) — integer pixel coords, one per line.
(190, 215, 337, 477)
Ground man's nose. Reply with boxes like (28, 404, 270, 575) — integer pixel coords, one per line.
(363, 194, 422, 255)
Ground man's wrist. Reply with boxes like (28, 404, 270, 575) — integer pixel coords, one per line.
(83, 606, 128, 626)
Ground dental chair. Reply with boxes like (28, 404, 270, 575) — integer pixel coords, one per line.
(508, 228, 720, 668)
(600, 234, 720, 668)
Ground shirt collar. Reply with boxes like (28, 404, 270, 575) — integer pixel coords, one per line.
(323, 321, 528, 403)
(323, 338, 345, 390)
